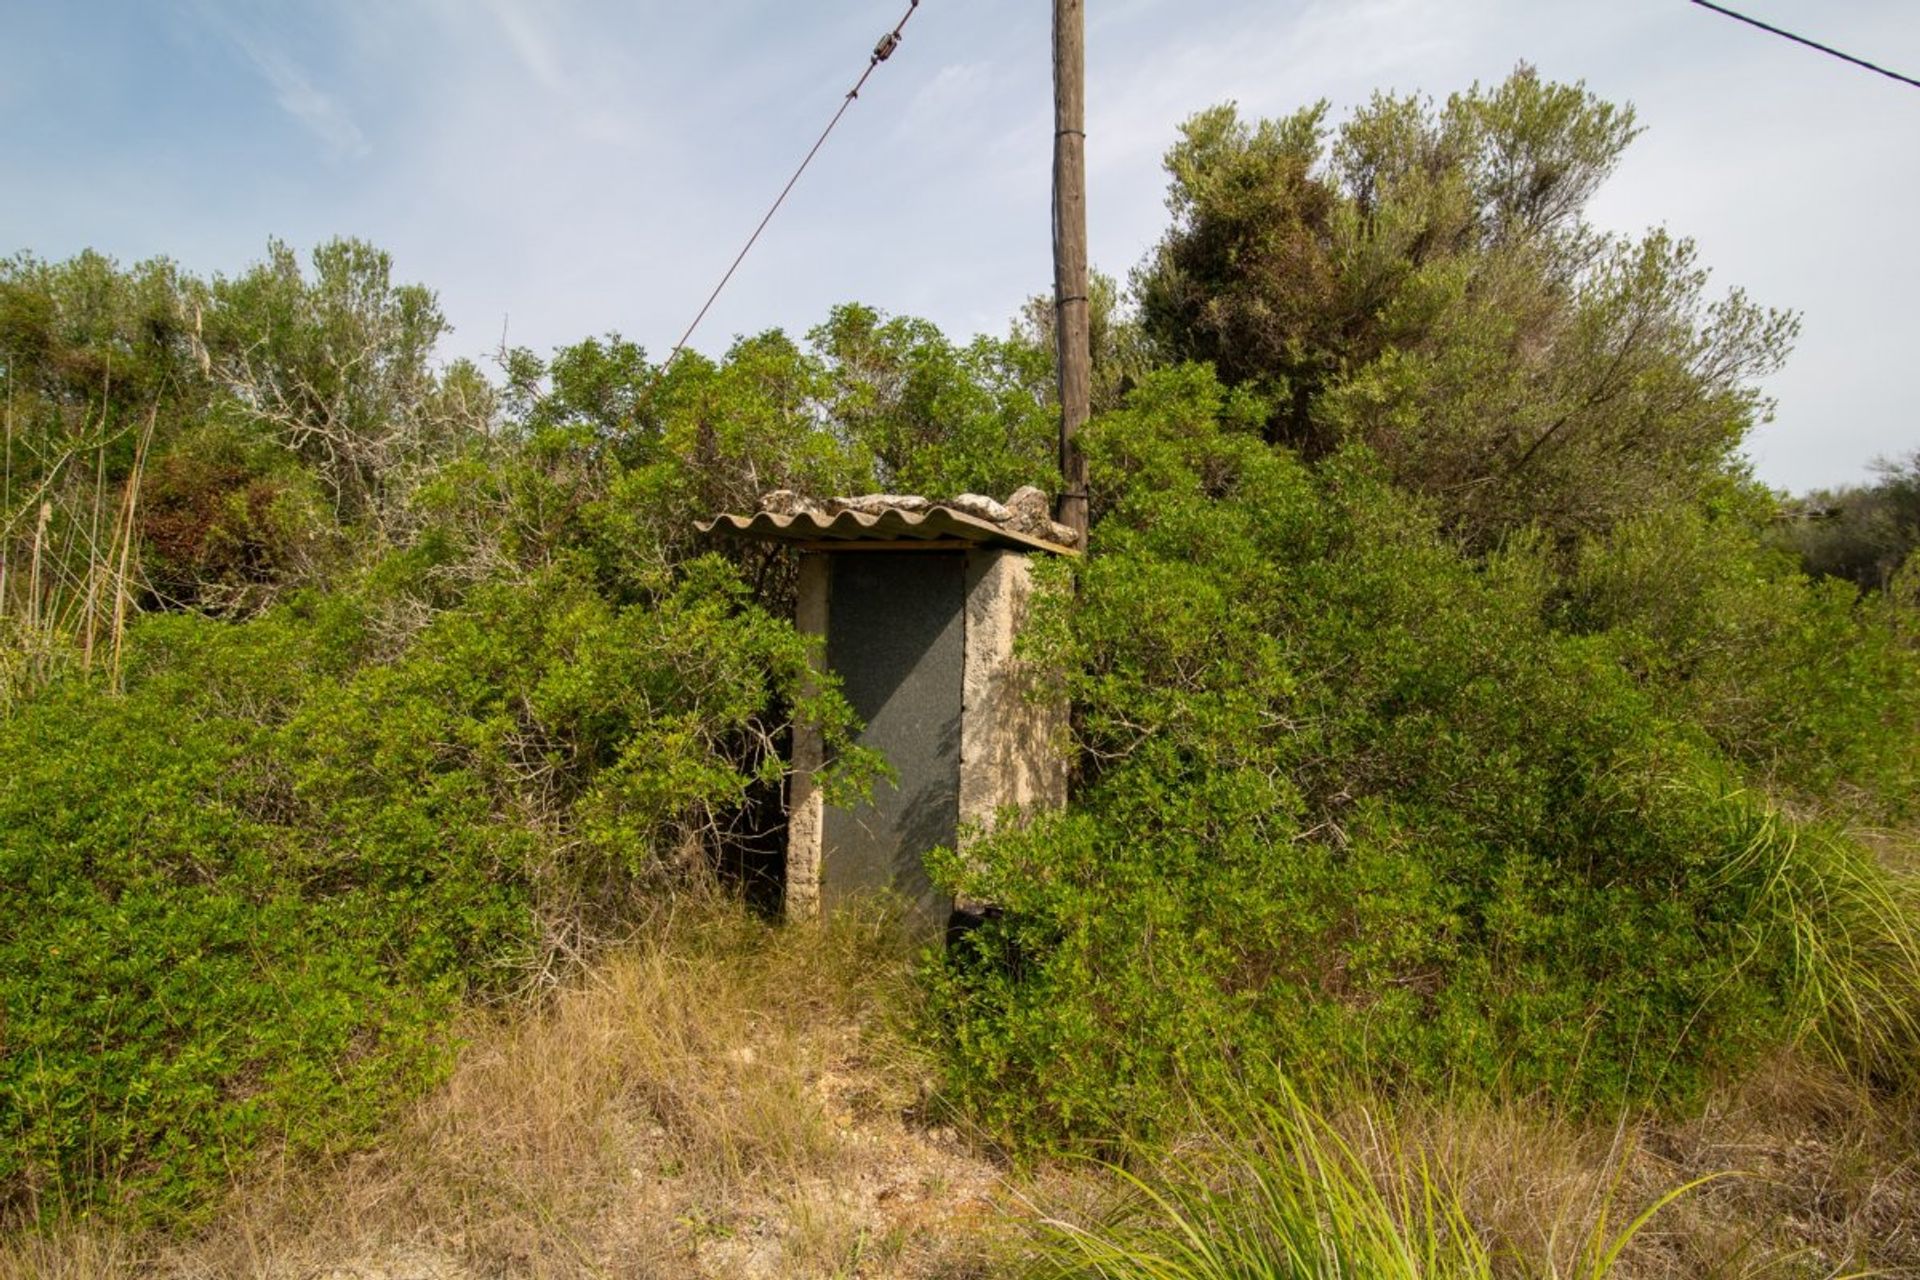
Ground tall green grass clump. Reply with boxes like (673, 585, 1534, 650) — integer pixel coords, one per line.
(1026, 1082, 1714, 1280)
(929, 366, 1920, 1147)
(1032, 1088, 1495, 1280)
(1713, 804, 1920, 1086)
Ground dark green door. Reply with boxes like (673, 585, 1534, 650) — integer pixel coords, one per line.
(822, 552, 963, 935)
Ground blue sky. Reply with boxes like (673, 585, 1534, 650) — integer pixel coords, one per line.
(1, 0, 1914, 490)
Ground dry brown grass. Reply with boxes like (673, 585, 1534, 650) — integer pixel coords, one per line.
(1641, 1057, 1920, 1276)
(0, 1229, 141, 1280)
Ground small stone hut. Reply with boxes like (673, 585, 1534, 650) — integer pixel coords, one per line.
(702, 487, 1075, 936)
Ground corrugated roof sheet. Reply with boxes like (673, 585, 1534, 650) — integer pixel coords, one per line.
(699, 505, 1079, 556)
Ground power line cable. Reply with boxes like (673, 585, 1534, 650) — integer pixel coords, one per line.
(1687, 0, 1920, 90)
(654, 0, 924, 382)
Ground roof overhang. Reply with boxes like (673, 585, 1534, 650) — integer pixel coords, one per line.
(699, 505, 1079, 556)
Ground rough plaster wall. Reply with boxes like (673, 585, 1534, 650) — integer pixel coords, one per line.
(785, 552, 828, 921)
(959, 550, 1070, 844)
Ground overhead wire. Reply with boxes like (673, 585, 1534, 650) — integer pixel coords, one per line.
(652, 0, 925, 387)
(1687, 0, 1920, 91)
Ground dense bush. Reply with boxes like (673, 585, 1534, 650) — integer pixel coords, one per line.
(1567, 504, 1920, 819)
(137, 423, 339, 613)
(928, 367, 1920, 1146)
(1779, 451, 1920, 592)
(0, 600, 433, 1226)
(0, 552, 875, 1224)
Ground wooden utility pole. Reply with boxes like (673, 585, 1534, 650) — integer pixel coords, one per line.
(1052, 0, 1091, 544)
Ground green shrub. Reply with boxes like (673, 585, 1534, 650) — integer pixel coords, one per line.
(1565, 504, 1920, 819)
(928, 366, 1919, 1148)
(0, 554, 871, 1225)
(137, 423, 338, 614)
(0, 629, 456, 1226)
(1779, 451, 1920, 592)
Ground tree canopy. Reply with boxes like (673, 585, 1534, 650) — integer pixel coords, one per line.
(1134, 66, 1799, 546)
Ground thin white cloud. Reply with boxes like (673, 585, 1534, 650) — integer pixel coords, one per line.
(475, 0, 568, 96)
(192, 4, 370, 161)
(241, 40, 370, 160)
(901, 61, 992, 131)
(449, 0, 650, 148)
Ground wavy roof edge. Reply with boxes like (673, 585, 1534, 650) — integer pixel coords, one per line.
(698, 506, 1080, 556)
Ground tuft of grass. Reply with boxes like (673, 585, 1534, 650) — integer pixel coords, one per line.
(1719, 801, 1920, 1087)
(0, 1226, 141, 1280)
(1021, 1081, 1725, 1280)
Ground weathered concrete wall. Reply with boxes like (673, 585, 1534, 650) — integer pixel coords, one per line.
(958, 549, 1070, 841)
(784, 552, 829, 921)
